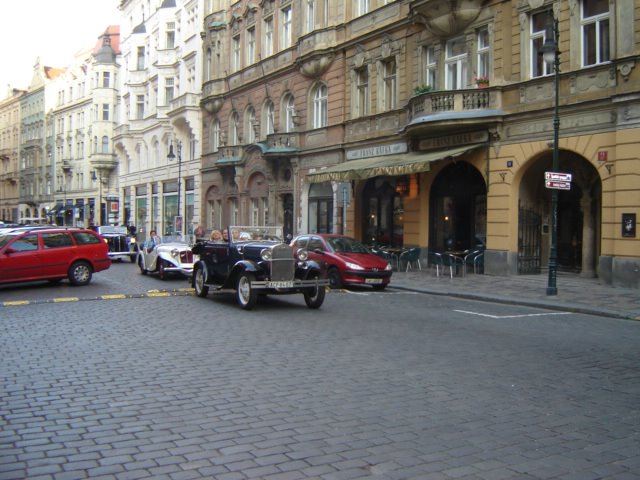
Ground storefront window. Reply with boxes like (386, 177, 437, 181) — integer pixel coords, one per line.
(308, 183, 333, 233)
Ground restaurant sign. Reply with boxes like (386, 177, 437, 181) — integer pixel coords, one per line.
(346, 142, 408, 160)
(418, 131, 488, 151)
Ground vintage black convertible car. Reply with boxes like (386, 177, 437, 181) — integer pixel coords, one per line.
(93, 225, 137, 262)
(190, 226, 329, 310)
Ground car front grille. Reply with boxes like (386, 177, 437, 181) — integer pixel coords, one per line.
(270, 244, 295, 281)
(180, 251, 193, 263)
(108, 236, 128, 252)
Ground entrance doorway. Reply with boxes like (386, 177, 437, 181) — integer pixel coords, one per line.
(361, 177, 404, 247)
(429, 162, 487, 252)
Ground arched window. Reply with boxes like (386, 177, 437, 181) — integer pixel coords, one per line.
(211, 118, 221, 151)
(245, 107, 256, 144)
(230, 112, 240, 145)
(264, 100, 275, 136)
(312, 84, 328, 128)
(284, 94, 295, 132)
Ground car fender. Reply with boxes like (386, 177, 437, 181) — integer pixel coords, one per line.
(192, 260, 209, 287)
(156, 250, 181, 267)
(224, 260, 260, 288)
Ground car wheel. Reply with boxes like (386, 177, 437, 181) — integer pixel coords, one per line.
(372, 284, 387, 291)
(194, 267, 209, 298)
(138, 256, 147, 275)
(327, 267, 342, 289)
(236, 272, 257, 310)
(68, 261, 92, 286)
(303, 275, 326, 309)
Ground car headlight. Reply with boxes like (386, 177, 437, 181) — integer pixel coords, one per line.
(260, 248, 272, 261)
(385, 263, 392, 271)
(345, 261, 364, 270)
(171, 248, 179, 257)
(296, 248, 308, 262)
(130, 238, 136, 244)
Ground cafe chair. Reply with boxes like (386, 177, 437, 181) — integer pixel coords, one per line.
(442, 253, 464, 278)
(463, 249, 483, 276)
(474, 252, 484, 274)
(427, 251, 443, 276)
(400, 247, 422, 272)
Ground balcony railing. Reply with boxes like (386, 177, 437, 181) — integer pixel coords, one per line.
(409, 87, 503, 122)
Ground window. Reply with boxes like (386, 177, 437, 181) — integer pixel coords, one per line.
(306, 0, 315, 33)
(445, 36, 467, 89)
(313, 84, 328, 128)
(136, 95, 144, 119)
(102, 72, 110, 88)
(356, 68, 369, 117)
(212, 118, 221, 151)
(382, 59, 397, 110)
(166, 22, 176, 49)
(43, 232, 73, 248)
(102, 136, 109, 154)
(102, 104, 110, 121)
(284, 94, 296, 132)
(230, 112, 240, 145)
(263, 16, 274, 57)
(165, 77, 174, 105)
(424, 46, 437, 88)
(232, 35, 241, 71)
(137, 46, 145, 70)
(247, 27, 256, 65)
(281, 7, 292, 49)
(582, 0, 610, 66)
(230, 197, 239, 224)
(251, 198, 259, 226)
(264, 101, 275, 135)
(246, 107, 256, 143)
(356, 0, 370, 16)
(531, 10, 554, 78)
(477, 27, 490, 79)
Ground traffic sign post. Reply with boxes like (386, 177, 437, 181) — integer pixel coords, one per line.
(545, 180, 571, 190)
(545, 172, 572, 190)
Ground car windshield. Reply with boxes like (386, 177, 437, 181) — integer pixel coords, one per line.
(228, 226, 284, 243)
(98, 226, 128, 235)
(325, 236, 371, 253)
(159, 235, 188, 244)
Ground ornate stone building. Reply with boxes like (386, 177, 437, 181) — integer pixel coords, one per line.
(200, 0, 640, 288)
(115, 0, 203, 241)
(0, 88, 25, 223)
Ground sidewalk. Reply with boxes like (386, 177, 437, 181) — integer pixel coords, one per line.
(389, 267, 640, 321)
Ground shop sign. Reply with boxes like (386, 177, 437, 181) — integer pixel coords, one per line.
(346, 142, 407, 160)
(418, 131, 488, 150)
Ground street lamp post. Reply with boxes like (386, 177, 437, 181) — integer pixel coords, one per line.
(58, 185, 66, 226)
(91, 171, 102, 226)
(542, 14, 560, 296)
(167, 141, 183, 235)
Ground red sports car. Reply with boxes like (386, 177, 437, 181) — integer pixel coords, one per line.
(291, 234, 392, 290)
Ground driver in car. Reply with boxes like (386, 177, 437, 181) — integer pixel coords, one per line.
(144, 230, 161, 251)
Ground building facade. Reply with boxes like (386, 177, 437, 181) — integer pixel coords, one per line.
(200, 0, 640, 288)
(48, 27, 121, 228)
(0, 88, 24, 223)
(115, 0, 203, 242)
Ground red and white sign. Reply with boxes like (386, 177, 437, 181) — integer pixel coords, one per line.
(545, 171, 572, 182)
(545, 180, 571, 190)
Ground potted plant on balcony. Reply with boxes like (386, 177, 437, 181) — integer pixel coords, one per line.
(474, 76, 490, 88)
(413, 85, 433, 95)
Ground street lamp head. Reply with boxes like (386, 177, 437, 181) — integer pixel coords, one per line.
(541, 18, 558, 66)
(167, 143, 176, 161)
(91, 170, 98, 182)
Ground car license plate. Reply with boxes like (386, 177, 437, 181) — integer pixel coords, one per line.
(266, 281, 294, 288)
(365, 278, 383, 284)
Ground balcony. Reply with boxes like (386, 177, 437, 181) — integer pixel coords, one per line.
(167, 93, 201, 118)
(405, 87, 504, 134)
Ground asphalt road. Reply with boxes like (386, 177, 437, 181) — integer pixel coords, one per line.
(1, 262, 639, 480)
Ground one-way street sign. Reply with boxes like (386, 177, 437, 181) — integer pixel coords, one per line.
(545, 180, 571, 190)
(545, 171, 572, 182)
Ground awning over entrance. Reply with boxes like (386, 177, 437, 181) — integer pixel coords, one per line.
(306, 144, 483, 183)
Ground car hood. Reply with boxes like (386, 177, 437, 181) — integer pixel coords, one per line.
(332, 252, 390, 268)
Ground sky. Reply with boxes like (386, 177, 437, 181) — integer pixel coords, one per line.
(1, 0, 122, 93)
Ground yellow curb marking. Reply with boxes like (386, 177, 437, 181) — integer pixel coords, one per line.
(101, 294, 127, 300)
(53, 297, 80, 303)
(147, 292, 171, 297)
(3, 300, 30, 306)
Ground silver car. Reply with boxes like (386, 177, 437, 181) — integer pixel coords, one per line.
(137, 235, 194, 280)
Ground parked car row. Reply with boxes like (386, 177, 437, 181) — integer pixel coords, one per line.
(0, 224, 394, 310)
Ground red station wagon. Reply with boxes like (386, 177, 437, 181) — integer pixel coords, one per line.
(0, 226, 112, 286)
